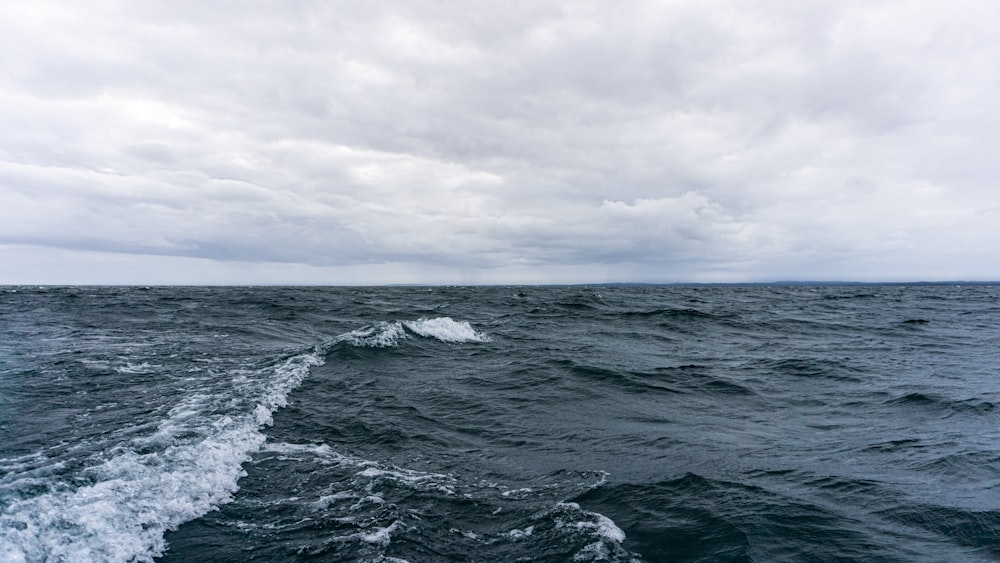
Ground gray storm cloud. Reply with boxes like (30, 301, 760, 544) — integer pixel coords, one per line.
(1, 0, 999, 283)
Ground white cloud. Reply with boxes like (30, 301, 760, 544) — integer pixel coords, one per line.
(1, 0, 999, 283)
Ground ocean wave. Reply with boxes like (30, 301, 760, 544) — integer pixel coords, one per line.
(6, 285, 998, 562)
(403, 317, 491, 343)
(755, 358, 866, 382)
(336, 317, 490, 348)
(0, 350, 323, 563)
(875, 503, 1000, 559)
(622, 365, 756, 397)
(338, 321, 408, 348)
(207, 443, 636, 561)
(624, 307, 717, 319)
(883, 392, 997, 415)
(573, 473, 916, 562)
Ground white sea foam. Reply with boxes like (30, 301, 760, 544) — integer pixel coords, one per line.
(574, 513, 626, 543)
(332, 317, 489, 348)
(319, 520, 403, 549)
(553, 502, 626, 543)
(339, 321, 407, 348)
(507, 525, 535, 539)
(349, 495, 386, 511)
(260, 441, 459, 498)
(115, 362, 159, 374)
(354, 465, 457, 495)
(260, 441, 335, 458)
(548, 502, 632, 562)
(500, 487, 534, 498)
(0, 313, 491, 562)
(403, 317, 491, 343)
(0, 349, 325, 563)
(312, 491, 358, 510)
(0, 423, 260, 562)
(361, 520, 402, 545)
(454, 528, 479, 540)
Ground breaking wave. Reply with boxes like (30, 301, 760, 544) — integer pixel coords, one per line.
(0, 317, 491, 562)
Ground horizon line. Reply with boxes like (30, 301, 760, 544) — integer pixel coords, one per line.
(3, 280, 1000, 288)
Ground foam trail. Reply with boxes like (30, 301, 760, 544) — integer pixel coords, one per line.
(0, 317, 490, 562)
(0, 350, 323, 563)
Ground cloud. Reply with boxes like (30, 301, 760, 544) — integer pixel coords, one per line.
(2, 0, 999, 283)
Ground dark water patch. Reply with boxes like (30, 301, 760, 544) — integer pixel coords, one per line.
(619, 371, 686, 396)
(615, 365, 757, 397)
(563, 362, 685, 397)
(861, 438, 927, 454)
(755, 316, 861, 340)
(802, 475, 892, 500)
(876, 504, 1000, 559)
(884, 391, 943, 407)
(697, 377, 757, 397)
(903, 450, 1000, 479)
(624, 307, 717, 319)
(750, 357, 866, 383)
(556, 301, 601, 311)
(822, 292, 879, 299)
(745, 469, 898, 509)
(956, 398, 997, 414)
(677, 368, 757, 397)
(554, 292, 609, 312)
(883, 392, 996, 416)
(573, 473, 913, 562)
(573, 476, 752, 562)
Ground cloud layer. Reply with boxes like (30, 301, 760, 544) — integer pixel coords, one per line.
(3, 0, 999, 283)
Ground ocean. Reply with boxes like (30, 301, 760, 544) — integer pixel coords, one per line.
(1, 284, 998, 562)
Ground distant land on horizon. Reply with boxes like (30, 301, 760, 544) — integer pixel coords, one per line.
(579, 281, 1000, 287)
(4, 281, 1000, 288)
(374, 280, 1000, 287)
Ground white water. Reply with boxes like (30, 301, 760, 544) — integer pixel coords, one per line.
(403, 317, 491, 343)
(341, 317, 491, 347)
(0, 347, 329, 562)
(0, 318, 491, 562)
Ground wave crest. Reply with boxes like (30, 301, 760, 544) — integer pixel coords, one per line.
(403, 317, 491, 343)
(339, 321, 408, 348)
(0, 349, 324, 563)
(337, 317, 491, 347)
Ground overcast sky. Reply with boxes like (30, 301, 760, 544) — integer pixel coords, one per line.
(2, 1, 999, 284)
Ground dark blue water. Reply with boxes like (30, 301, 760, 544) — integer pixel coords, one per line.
(2, 285, 999, 561)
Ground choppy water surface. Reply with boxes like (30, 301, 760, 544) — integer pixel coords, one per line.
(1, 285, 999, 561)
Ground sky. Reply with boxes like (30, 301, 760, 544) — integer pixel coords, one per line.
(2, 0, 999, 285)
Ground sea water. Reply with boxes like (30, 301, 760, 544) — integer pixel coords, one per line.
(1, 285, 998, 561)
